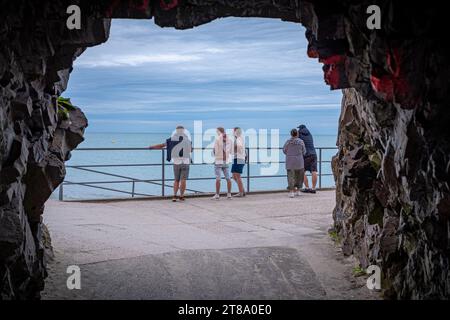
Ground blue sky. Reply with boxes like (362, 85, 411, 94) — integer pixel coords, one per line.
(65, 17, 342, 135)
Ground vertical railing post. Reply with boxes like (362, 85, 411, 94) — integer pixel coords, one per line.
(161, 148, 165, 196)
(59, 183, 64, 201)
(318, 148, 322, 190)
(131, 181, 135, 198)
(246, 147, 250, 193)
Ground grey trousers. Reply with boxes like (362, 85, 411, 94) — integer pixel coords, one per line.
(287, 169, 305, 190)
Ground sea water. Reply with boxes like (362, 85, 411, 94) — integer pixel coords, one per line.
(53, 132, 338, 200)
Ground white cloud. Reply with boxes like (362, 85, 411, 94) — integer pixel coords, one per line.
(74, 18, 321, 80)
(77, 53, 202, 68)
(65, 18, 343, 133)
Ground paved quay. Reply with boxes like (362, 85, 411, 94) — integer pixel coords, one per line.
(42, 191, 379, 300)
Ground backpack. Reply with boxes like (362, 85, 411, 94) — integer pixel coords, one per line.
(166, 136, 183, 162)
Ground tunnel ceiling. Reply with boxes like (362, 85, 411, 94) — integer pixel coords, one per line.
(0, 0, 449, 299)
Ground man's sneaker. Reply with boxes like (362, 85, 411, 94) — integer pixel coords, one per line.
(211, 194, 220, 200)
(172, 196, 177, 202)
(295, 191, 301, 196)
(300, 188, 310, 193)
(232, 193, 244, 198)
(289, 192, 295, 198)
(227, 193, 232, 199)
(310, 189, 317, 194)
(179, 196, 185, 201)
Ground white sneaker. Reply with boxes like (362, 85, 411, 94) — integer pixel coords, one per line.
(295, 191, 301, 196)
(211, 194, 220, 200)
(289, 192, 295, 198)
(227, 193, 232, 199)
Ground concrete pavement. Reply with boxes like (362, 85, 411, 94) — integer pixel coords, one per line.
(42, 191, 379, 300)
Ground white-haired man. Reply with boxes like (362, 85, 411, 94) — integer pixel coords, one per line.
(149, 125, 192, 202)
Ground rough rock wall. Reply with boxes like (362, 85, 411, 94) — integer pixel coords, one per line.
(306, 2, 450, 299)
(0, 1, 110, 299)
(333, 87, 450, 299)
(1, 0, 449, 299)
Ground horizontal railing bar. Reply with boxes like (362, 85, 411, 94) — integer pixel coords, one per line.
(73, 166, 149, 181)
(67, 160, 333, 168)
(64, 181, 154, 197)
(64, 180, 137, 185)
(74, 147, 337, 151)
(68, 163, 163, 168)
(71, 167, 201, 193)
(60, 146, 337, 200)
(63, 173, 335, 186)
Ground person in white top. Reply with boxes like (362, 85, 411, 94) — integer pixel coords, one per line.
(231, 127, 246, 197)
(211, 127, 233, 200)
(149, 126, 191, 202)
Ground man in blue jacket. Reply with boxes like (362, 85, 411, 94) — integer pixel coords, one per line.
(149, 126, 192, 202)
(297, 125, 317, 193)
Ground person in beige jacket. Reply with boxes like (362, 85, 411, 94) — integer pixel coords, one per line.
(211, 127, 233, 200)
(231, 127, 246, 197)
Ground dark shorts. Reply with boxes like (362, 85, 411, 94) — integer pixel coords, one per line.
(304, 154, 318, 172)
(231, 159, 245, 174)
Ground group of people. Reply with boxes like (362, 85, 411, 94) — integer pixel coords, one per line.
(149, 126, 246, 201)
(149, 124, 318, 201)
(283, 125, 318, 198)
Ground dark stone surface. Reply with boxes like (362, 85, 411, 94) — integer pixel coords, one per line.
(0, 0, 449, 299)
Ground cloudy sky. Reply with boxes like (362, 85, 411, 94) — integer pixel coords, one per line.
(65, 17, 342, 135)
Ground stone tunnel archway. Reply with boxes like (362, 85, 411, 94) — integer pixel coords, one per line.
(0, 0, 449, 299)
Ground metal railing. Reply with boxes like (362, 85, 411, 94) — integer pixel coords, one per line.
(58, 147, 337, 201)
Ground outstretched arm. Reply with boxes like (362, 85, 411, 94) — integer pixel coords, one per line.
(148, 143, 166, 150)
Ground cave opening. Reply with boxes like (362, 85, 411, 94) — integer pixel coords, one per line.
(59, 17, 342, 199)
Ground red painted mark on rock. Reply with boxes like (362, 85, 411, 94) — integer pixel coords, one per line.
(370, 48, 416, 106)
(319, 55, 347, 89)
(307, 46, 319, 59)
(370, 74, 394, 101)
(324, 65, 341, 89)
(160, 0, 178, 10)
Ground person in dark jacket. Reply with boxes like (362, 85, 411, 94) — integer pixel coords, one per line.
(298, 124, 318, 193)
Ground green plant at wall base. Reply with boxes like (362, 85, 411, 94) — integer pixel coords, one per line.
(352, 266, 366, 277)
(57, 96, 76, 121)
(329, 230, 341, 243)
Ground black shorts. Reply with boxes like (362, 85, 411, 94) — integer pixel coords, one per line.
(304, 154, 318, 172)
(231, 158, 245, 174)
